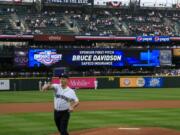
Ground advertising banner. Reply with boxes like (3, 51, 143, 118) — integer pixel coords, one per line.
(136, 36, 170, 43)
(0, 80, 10, 90)
(120, 78, 145, 88)
(34, 35, 75, 42)
(144, 77, 164, 88)
(45, 0, 92, 5)
(120, 77, 164, 88)
(173, 49, 180, 57)
(52, 77, 96, 89)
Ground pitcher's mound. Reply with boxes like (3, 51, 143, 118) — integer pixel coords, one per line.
(69, 127, 180, 135)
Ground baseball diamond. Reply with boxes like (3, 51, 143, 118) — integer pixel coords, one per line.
(0, 89, 180, 135)
(1, 1, 180, 135)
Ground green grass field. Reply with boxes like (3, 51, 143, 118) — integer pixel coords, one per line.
(0, 88, 180, 135)
(0, 88, 180, 103)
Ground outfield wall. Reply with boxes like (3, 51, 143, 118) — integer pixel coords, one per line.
(0, 76, 180, 91)
(0, 78, 47, 91)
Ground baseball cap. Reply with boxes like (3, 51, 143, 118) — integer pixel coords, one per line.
(59, 73, 69, 78)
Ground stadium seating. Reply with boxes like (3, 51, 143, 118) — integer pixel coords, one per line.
(0, 5, 180, 36)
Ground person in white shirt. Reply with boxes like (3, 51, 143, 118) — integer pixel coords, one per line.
(94, 80, 98, 90)
(42, 74, 79, 135)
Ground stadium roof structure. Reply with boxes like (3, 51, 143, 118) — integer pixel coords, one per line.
(140, 0, 178, 7)
(94, 0, 179, 7)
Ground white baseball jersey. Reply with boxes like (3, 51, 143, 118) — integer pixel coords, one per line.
(52, 84, 79, 111)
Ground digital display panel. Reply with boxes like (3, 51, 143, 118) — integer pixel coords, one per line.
(29, 49, 62, 67)
(14, 49, 28, 67)
(28, 49, 161, 67)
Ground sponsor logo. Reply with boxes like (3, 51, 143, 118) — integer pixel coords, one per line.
(136, 78, 145, 87)
(0, 80, 10, 90)
(149, 78, 160, 87)
(155, 36, 170, 42)
(137, 36, 170, 42)
(137, 36, 153, 42)
(49, 36, 62, 41)
(154, 36, 160, 42)
(123, 79, 131, 86)
(69, 79, 90, 87)
(137, 36, 143, 42)
(14, 57, 28, 65)
(34, 51, 62, 66)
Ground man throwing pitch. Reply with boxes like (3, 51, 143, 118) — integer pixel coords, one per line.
(42, 74, 79, 135)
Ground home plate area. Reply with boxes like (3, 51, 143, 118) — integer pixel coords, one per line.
(52, 127, 180, 135)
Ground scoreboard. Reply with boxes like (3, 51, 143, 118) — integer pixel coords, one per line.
(45, 0, 92, 5)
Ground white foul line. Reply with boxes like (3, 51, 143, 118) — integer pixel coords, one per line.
(118, 128, 141, 130)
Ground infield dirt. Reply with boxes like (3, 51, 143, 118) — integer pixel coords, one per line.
(1, 100, 180, 135)
(0, 100, 180, 114)
(68, 127, 180, 135)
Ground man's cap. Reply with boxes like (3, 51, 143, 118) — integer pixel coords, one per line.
(59, 73, 69, 78)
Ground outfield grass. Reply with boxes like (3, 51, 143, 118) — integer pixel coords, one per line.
(0, 88, 180, 135)
(0, 108, 180, 135)
(0, 88, 180, 103)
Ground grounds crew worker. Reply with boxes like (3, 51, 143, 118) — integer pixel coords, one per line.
(42, 74, 79, 135)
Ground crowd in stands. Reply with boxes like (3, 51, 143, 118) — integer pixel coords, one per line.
(68, 10, 121, 36)
(0, 71, 53, 78)
(0, 68, 180, 78)
(0, 45, 14, 57)
(0, 5, 180, 36)
(68, 68, 154, 76)
(23, 11, 67, 35)
(123, 12, 175, 36)
(1, 6, 180, 78)
(155, 69, 180, 76)
(2, 43, 179, 50)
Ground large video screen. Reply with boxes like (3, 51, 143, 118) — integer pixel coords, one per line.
(29, 49, 62, 67)
(62, 50, 160, 67)
(28, 49, 161, 67)
(125, 49, 160, 67)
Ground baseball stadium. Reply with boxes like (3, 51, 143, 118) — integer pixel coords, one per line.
(0, 0, 180, 135)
